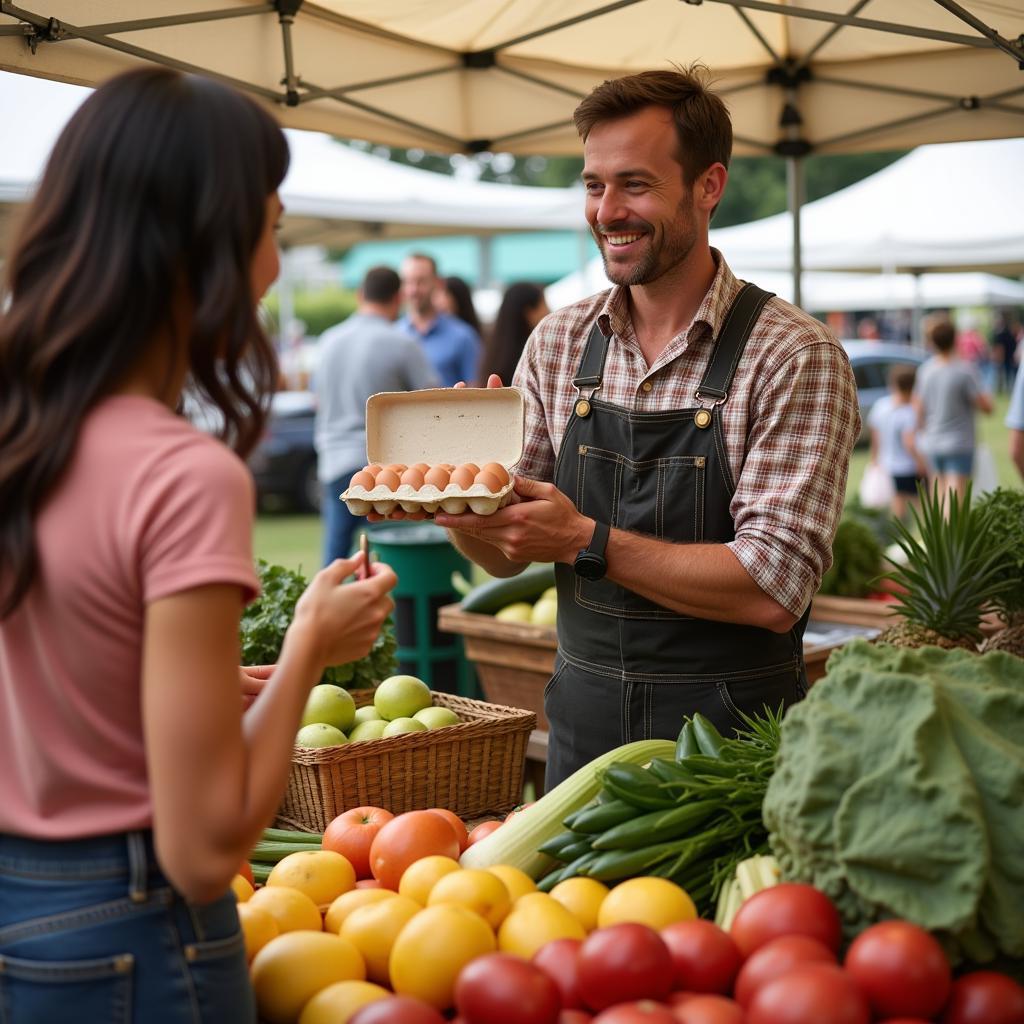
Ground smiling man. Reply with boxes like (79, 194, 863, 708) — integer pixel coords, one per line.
(434, 67, 860, 789)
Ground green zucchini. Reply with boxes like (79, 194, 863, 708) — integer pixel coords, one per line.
(566, 798, 639, 834)
(459, 563, 556, 614)
(590, 801, 719, 851)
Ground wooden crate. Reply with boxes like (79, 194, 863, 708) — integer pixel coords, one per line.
(437, 604, 854, 724)
(810, 594, 1003, 636)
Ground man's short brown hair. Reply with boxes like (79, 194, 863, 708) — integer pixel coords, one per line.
(890, 364, 917, 395)
(573, 65, 732, 185)
(362, 265, 401, 304)
(928, 319, 956, 354)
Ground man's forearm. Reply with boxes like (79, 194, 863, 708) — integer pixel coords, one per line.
(604, 528, 797, 633)
(447, 528, 528, 578)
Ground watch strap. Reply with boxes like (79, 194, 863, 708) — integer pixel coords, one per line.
(587, 520, 610, 559)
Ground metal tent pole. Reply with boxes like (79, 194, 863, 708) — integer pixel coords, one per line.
(787, 155, 805, 309)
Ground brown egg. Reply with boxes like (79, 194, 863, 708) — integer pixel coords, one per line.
(384, 463, 407, 475)
(480, 462, 511, 487)
(474, 470, 502, 492)
(349, 470, 377, 490)
(411, 462, 430, 475)
(449, 465, 477, 489)
(375, 468, 401, 490)
(423, 466, 451, 489)
(400, 467, 425, 489)
(365, 463, 383, 476)
(438, 463, 456, 472)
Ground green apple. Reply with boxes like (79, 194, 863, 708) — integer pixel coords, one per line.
(413, 706, 461, 729)
(374, 675, 432, 721)
(382, 717, 428, 737)
(300, 684, 356, 732)
(348, 719, 389, 742)
(540, 586, 558, 604)
(495, 602, 533, 623)
(295, 723, 347, 747)
(352, 705, 383, 726)
(530, 598, 558, 626)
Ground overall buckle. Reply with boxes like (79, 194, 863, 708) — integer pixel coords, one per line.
(693, 389, 726, 429)
(573, 381, 601, 418)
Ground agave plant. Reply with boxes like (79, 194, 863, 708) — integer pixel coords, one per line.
(876, 483, 1014, 651)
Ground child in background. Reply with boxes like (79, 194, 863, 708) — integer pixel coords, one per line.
(869, 365, 928, 519)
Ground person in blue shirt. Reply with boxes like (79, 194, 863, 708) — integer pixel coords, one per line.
(399, 252, 482, 386)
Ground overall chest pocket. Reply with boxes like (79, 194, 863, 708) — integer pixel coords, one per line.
(574, 445, 707, 619)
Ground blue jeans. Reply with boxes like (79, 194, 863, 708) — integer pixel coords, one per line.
(322, 472, 365, 566)
(929, 450, 974, 477)
(0, 831, 255, 1024)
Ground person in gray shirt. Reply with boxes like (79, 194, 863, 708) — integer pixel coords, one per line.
(314, 265, 439, 564)
(914, 318, 993, 501)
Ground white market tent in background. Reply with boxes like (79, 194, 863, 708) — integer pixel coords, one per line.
(0, 71, 585, 255)
(1, 1, 1022, 305)
(711, 137, 1024, 277)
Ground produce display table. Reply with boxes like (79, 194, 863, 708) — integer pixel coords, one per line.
(437, 603, 879, 733)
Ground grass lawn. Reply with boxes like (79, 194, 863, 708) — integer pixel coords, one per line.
(254, 393, 1020, 574)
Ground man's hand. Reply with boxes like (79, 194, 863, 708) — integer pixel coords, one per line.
(434, 476, 593, 565)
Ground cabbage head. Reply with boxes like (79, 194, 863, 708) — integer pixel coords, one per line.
(763, 639, 1024, 962)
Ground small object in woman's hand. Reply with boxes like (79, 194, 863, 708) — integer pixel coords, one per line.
(357, 532, 370, 580)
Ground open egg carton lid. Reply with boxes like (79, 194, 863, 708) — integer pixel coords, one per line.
(342, 387, 525, 518)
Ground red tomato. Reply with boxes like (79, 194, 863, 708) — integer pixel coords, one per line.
(426, 808, 469, 852)
(455, 953, 562, 1024)
(592, 1002, 679, 1024)
(877, 1020, 932, 1023)
(844, 920, 951, 1019)
(941, 971, 1024, 1024)
(559, 1012, 594, 1024)
(577, 924, 674, 1011)
(730, 884, 842, 957)
(322, 805, 395, 879)
(734, 935, 837, 1007)
(355, 878, 384, 889)
(369, 810, 461, 890)
(671, 994, 745, 1024)
(660, 920, 741, 995)
(533, 938, 585, 1010)
(748, 964, 870, 1024)
(467, 819, 502, 845)
(349, 994, 447, 1024)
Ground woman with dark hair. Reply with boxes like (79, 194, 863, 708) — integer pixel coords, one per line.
(0, 68, 396, 1022)
(481, 281, 550, 386)
(434, 274, 482, 338)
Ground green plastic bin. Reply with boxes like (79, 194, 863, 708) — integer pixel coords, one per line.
(365, 521, 481, 698)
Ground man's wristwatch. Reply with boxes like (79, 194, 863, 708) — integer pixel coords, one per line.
(573, 521, 610, 581)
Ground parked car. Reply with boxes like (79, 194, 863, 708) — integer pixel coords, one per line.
(248, 390, 319, 512)
(841, 341, 927, 445)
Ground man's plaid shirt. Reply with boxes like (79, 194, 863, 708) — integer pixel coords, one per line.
(511, 251, 861, 618)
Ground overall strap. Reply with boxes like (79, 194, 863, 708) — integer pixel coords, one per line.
(572, 320, 611, 392)
(696, 283, 774, 402)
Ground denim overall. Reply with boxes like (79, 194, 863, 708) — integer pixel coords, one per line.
(0, 830, 254, 1023)
(545, 284, 810, 789)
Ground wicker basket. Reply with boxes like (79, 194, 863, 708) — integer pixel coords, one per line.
(276, 690, 535, 832)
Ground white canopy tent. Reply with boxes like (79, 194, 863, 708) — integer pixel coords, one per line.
(0, 71, 586, 254)
(1, 2, 1022, 305)
(546, 259, 1024, 317)
(710, 136, 1024, 276)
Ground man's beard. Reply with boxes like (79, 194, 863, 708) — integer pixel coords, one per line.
(595, 200, 698, 287)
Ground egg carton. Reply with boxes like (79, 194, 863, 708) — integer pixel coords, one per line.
(340, 387, 524, 519)
(342, 480, 514, 517)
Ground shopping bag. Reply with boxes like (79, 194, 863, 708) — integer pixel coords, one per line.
(859, 462, 895, 509)
(973, 443, 998, 494)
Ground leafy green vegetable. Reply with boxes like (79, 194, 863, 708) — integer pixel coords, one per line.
(973, 487, 1024, 621)
(239, 559, 397, 689)
(819, 517, 885, 597)
(763, 639, 1024, 963)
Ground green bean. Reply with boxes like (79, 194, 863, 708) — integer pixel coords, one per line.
(691, 714, 725, 757)
(675, 720, 700, 760)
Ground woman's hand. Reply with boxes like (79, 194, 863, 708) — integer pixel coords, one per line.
(290, 555, 397, 669)
(238, 664, 274, 709)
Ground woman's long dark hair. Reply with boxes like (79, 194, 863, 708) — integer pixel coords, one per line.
(441, 275, 482, 336)
(0, 67, 289, 618)
(480, 282, 545, 386)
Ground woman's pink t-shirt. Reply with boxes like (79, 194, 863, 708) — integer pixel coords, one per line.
(0, 395, 260, 839)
